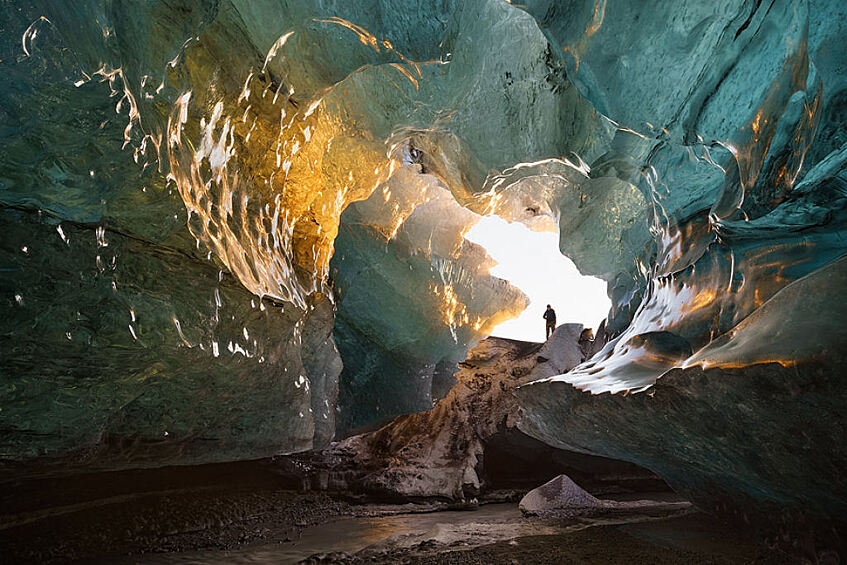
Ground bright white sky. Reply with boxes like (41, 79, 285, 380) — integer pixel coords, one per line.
(465, 216, 610, 342)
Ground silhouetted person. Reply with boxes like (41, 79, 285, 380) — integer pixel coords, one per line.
(543, 304, 557, 339)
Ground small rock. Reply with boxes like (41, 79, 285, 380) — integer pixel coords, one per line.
(519, 474, 606, 516)
(520, 474, 692, 518)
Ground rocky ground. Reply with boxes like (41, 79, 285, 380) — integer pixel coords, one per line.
(0, 460, 345, 563)
(0, 330, 800, 563)
(324, 514, 795, 565)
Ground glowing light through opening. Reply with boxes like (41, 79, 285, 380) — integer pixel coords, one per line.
(465, 216, 611, 342)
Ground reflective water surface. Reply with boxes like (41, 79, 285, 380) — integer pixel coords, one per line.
(122, 504, 522, 564)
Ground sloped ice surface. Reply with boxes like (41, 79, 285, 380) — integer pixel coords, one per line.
(519, 256, 847, 525)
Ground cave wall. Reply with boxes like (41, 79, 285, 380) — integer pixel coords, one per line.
(0, 1, 845, 526)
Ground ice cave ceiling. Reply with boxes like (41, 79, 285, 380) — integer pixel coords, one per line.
(1, 0, 845, 518)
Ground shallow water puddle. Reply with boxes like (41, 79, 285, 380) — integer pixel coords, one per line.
(123, 503, 523, 564)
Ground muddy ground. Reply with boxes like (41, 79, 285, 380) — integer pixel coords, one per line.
(0, 459, 797, 564)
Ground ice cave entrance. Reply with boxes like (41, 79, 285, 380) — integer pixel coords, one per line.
(465, 215, 610, 342)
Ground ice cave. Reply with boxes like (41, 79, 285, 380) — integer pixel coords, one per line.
(1, 0, 845, 562)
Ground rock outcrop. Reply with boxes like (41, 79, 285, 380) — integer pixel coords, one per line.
(284, 329, 660, 501)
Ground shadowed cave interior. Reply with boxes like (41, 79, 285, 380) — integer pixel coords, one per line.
(1, 0, 846, 562)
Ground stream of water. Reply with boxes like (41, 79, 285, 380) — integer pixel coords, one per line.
(121, 503, 523, 564)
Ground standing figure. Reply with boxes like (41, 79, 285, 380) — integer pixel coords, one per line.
(543, 304, 557, 340)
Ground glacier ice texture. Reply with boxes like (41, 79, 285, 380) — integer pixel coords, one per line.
(0, 0, 845, 540)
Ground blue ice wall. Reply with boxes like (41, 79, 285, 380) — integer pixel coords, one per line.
(0, 2, 845, 527)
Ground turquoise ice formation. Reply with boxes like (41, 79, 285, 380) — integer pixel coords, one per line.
(1, 0, 845, 529)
